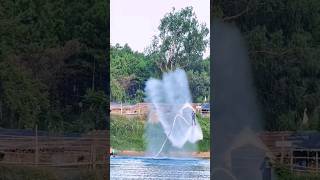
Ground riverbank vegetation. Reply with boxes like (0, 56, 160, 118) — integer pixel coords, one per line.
(0, 0, 108, 133)
(213, 0, 320, 131)
(110, 114, 210, 152)
(110, 115, 146, 151)
(0, 165, 104, 180)
(275, 165, 320, 180)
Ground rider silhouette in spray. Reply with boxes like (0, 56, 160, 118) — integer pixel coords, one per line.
(192, 111, 196, 126)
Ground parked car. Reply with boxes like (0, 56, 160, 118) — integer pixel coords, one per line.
(201, 103, 210, 112)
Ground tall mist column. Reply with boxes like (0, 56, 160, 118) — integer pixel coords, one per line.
(212, 20, 276, 180)
(144, 69, 203, 157)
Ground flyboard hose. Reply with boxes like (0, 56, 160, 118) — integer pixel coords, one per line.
(153, 104, 194, 158)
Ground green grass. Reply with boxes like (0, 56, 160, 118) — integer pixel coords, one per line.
(110, 115, 146, 151)
(197, 115, 210, 152)
(110, 114, 210, 152)
(0, 166, 57, 180)
(275, 164, 320, 180)
(0, 165, 105, 180)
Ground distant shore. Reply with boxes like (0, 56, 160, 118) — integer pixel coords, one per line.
(115, 150, 210, 159)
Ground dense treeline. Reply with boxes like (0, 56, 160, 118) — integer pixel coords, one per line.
(110, 45, 210, 103)
(110, 7, 210, 104)
(213, 0, 320, 131)
(0, 0, 108, 132)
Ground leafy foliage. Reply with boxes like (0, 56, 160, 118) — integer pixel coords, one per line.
(110, 44, 157, 103)
(0, 0, 107, 132)
(0, 60, 48, 129)
(111, 7, 210, 103)
(146, 7, 209, 72)
(213, 0, 320, 131)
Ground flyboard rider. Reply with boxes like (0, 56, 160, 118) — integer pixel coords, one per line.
(192, 110, 196, 126)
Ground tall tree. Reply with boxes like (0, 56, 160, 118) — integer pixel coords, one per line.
(213, 0, 320, 131)
(146, 7, 209, 72)
(0, 0, 108, 133)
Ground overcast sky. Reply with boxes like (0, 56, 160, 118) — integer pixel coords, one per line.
(110, 0, 210, 58)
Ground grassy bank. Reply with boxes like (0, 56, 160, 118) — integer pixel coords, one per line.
(278, 172, 320, 180)
(197, 115, 210, 151)
(0, 165, 106, 180)
(0, 166, 56, 180)
(110, 114, 210, 152)
(110, 115, 146, 151)
(275, 165, 320, 180)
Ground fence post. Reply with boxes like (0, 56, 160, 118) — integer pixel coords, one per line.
(35, 124, 39, 166)
(290, 149, 293, 172)
(316, 152, 319, 174)
(121, 102, 123, 115)
(281, 135, 284, 163)
(93, 139, 96, 170)
(90, 139, 96, 170)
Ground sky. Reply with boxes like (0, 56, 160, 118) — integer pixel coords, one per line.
(110, 0, 210, 58)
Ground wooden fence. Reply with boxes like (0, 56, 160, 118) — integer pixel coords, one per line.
(0, 130, 108, 169)
(110, 103, 208, 117)
(259, 132, 320, 173)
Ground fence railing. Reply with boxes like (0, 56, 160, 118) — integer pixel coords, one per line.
(0, 130, 108, 169)
(110, 102, 210, 117)
(259, 132, 320, 173)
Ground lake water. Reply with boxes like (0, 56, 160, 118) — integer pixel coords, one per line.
(110, 156, 210, 180)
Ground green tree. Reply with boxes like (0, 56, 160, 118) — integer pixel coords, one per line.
(110, 44, 156, 103)
(77, 89, 107, 133)
(188, 70, 210, 103)
(0, 0, 108, 133)
(213, 0, 320, 131)
(0, 60, 49, 129)
(146, 7, 209, 72)
(187, 57, 210, 102)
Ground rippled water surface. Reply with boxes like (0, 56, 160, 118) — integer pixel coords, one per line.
(110, 156, 210, 180)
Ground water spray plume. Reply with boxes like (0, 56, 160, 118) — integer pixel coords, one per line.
(144, 69, 203, 157)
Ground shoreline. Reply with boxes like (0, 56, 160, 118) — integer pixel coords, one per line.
(115, 150, 210, 159)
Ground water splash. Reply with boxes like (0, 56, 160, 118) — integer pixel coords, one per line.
(144, 69, 203, 157)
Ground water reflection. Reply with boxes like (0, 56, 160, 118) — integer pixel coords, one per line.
(110, 156, 210, 179)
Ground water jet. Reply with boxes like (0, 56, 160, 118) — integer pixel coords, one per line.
(144, 69, 203, 158)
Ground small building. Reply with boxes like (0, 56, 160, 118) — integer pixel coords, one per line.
(259, 131, 320, 173)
